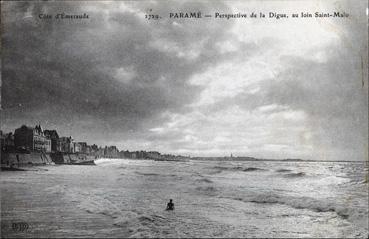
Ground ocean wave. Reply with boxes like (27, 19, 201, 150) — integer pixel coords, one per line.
(243, 167, 265, 172)
(283, 172, 306, 178)
(45, 185, 68, 194)
(229, 193, 367, 221)
(212, 166, 266, 173)
(78, 195, 122, 219)
(94, 158, 124, 166)
(276, 169, 292, 173)
(196, 186, 218, 196)
(134, 172, 180, 179)
(138, 214, 166, 224)
(113, 211, 170, 238)
(213, 166, 230, 171)
(195, 178, 213, 183)
(208, 169, 223, 175)
(196, 186, 217, 191)
(112, 211, 138, 227)
(47, 186, 126, 221)
(135, 172, 161, 176)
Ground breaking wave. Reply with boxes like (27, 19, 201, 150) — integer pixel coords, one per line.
(243, 167, 264, 172)
(276, 169, 292, 173)
(212, 166, 266, 172)
(134, 172, 179, 179)
(227, 193, 367, 221)
(135, 172, 161, 176)
(213, 166, 231, 171)
(195, 178, 213, 183)
(283, 172, 306, 178)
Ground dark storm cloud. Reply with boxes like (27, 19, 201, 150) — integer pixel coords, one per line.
(1, 1, 234, 140)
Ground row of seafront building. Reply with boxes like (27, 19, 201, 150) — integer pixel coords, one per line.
(0, 124, 118, 158)
(0, 124, 183, 160)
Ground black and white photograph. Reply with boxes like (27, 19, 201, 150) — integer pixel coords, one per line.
(0, 0, 368, 238)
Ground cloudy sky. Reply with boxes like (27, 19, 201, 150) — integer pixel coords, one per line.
(1, 0, 368, 160)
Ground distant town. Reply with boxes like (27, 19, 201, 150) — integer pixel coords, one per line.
(0, 124, 190, 167)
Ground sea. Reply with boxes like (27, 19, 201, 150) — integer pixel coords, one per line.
(1, 159, 368, 238)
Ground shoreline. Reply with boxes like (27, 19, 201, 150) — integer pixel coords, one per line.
(1, 152, 366, 172)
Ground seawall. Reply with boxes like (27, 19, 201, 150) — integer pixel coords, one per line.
(1, 152, 54, 167)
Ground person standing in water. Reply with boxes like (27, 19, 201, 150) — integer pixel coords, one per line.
(166, 199, 174, 210)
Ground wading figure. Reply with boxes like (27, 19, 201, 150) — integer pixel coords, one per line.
(16, 155, 20, 168)
(166, 199, 174, 211)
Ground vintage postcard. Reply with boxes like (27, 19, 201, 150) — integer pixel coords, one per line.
(1, 0, 368, 238)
